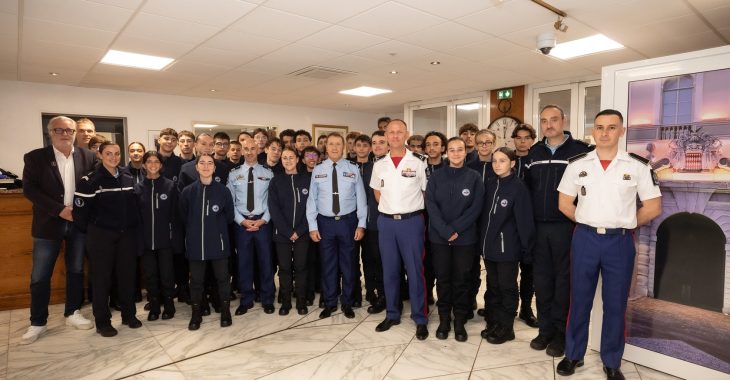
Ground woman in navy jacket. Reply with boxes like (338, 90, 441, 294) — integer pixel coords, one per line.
(134, 151, 178, 321)
(479, 147, 535, 345)
(268, 147, 311, 316)
(425, 137, 484, 342)
(179, 154, 235, 330)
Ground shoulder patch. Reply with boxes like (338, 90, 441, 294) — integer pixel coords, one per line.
(628, 152, 650, 165)
(568, 152, 589, 163)
(347, 159, 358, 166)
(373, 155, 386, 162)
(413, 152, 427, 161)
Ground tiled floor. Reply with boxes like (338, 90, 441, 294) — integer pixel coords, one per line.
(0, 285, 684, 379)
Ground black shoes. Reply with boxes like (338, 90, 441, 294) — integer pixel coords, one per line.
(480, 321, 497, 339)
(319, 306, 337, 319)
(603, 366, 625, 380)
(367, 298, 385, 314)
(415, 324, 429, 340)
(96, 325, 118, 337)
(352, 299, 362, 308)
(453, 319, 467, 342)
(147, 297, 160, 321)
(375, 319, 400, 332)
(188, 304, 202, 331)
(122, 316, 143, 329)
(530, 334, 552, 350)
(263, 304, 275, 314)
(297, 306, 309, 315)
(556, 358, 584, 376)
(485, 324, 515, 344)
(279, 306, 291, 316)
(519, 307, 539, 328)
(477, 308, 486, 317)
(161, 297, 176, 320)
(435, 315, 451, 340)
(220, 301, 232, 327)
(235, 303, 253, 315)
(546, 333, 566, 357)
(342, 306, 355, 319)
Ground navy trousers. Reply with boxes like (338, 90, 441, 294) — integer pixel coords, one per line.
(317, 212, 358, 307)
(378, 214, 427, 325)
(235, 221, 274, 306)
(565, 225, 635, 369)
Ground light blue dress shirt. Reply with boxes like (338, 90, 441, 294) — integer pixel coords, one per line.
(227, 162, 273, 224)
(306, 158, 367, 231)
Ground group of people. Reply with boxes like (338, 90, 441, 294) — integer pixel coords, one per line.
(22, 105, 661, 380)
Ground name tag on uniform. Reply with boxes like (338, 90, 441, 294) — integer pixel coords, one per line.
(235, 175, 244, 181)
(257, 176, 271, 181)
(342, 172, 355, 178)
(401, 168, 416, 178)
(315, 174, 327, 179)
(623, 174, 631, 180)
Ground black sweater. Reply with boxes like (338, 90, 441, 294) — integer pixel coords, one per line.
(479, 172, 535, 262)
(425, 166, 484, 245)
(73, 166, 140, 233)
(134, 176, 179, 252)
(268, 172, 311, 243)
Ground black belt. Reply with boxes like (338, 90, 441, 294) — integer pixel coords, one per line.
(319, 211, 355, 221)
(579, 223, 631, 235)
(243, 214, 263, 220)
(381, 211, 422, 220)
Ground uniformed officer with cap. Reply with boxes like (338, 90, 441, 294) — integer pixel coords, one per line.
(555, 109, 661, 380)
(228, 138, 276, 315)
(370, 119, 430, 340)
(307, 133, 367, 319)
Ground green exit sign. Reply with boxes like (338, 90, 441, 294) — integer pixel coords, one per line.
(497, 89, 513, 100)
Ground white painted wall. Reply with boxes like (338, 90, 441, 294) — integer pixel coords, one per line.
(0, 80, 390, 175)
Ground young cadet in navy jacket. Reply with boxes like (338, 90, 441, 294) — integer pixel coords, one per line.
(362, 131, 388, 313)
(479, 147, 535, 345)
(134, 151, 178, 322)
(179, 154, 235, 330)
(73, 141, 142, 337)
(425, 137, 484, 342)
(268, 147, 311, 316)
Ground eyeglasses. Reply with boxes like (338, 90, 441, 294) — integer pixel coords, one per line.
(52, 128, 76, 135)
(476, 141, 494, 146)
(214, 142, 229, 147)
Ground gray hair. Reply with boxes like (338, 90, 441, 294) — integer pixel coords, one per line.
(47, 116, 76, 133)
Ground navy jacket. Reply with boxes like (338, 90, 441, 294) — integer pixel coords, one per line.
(515, 155, 529, 180)
(363, 159, 381, 231)
(160, 153, 183, 183)
(425, 160, 445, 179)
(467, 159, 496, 184)
(179, 180, 234, 261)
(268, 172, 311, 243)
(134, 176, 179, 252)
(178, 159, 230, 192)
(122, 162, 145, 185)
(73, 166, 140, 233)
(425, 166, 484, 246)
(524, 132, 592, 222)
(479, 172, 535, 262)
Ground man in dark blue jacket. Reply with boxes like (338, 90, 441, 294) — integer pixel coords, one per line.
(363, 130, 388, 314)
(524, 105, 592, 357)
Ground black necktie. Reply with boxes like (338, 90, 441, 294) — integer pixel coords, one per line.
(332, 162, 340, 215)
(247, 167, 254, 212)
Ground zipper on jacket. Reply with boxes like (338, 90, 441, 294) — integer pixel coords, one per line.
(201, 186, 206, 260)
(220, 233, 224, 251)
(500, 232, 504, 253)
(481, 178, 500, 255)
(169, 223, 172, 240)
(291, 175, 296, 231)
(151, 180, 155, 250)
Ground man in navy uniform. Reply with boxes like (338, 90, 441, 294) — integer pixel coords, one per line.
(370, 119, 430, 340)
(307, 133, 367, 319)
(21, 116, 97, 344)
(555, 110, 661, 380)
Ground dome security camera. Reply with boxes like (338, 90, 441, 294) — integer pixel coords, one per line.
(537, 32, 556, 55)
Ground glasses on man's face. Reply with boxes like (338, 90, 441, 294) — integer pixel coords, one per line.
(52, 128, 76, 135)
(214, 142, 229, 147)
(476, 141, 494, 146)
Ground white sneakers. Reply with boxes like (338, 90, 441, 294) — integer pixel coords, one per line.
(21, 325, 47, 345)
(65, 310, 94, 330)
(21, 310, 93, 345)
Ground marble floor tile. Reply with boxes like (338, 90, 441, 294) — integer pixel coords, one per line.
(471, 360, 554, 380)
(472, 338, 556, 370)
(0, 343, 7, 380)
(7, 335, 171, 380)
(635, 364, 683, 380)
(331, 320, 416, 352)
(551, 352, 640, 380)
(261, 344, 408, 380)
(125, 364, 187, 380)
(292, 305, 370, 328)
(175, 324, 356, 379)
(411, 373, 470, 380)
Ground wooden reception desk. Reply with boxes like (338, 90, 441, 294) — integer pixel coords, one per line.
(0, 190, 70, 311)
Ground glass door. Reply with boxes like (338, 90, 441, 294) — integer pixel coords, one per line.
(577, 80, 601, 144)
(530, 81, 600, 144)
(405, 93, 487, 138)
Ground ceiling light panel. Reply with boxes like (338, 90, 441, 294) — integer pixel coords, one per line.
(100, 49, 174, 70)
(339, 86, 392, 97)
(550, 34, 624, 59)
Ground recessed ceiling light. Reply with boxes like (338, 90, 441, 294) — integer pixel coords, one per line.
(550, 34, 623, 60)
(193, 123, 218, 129)
(390, 70, 398, 74)
(209, 89, 216, 92)
(49, 72, 59, 76)
(100, 49, 174, 70)
(430, 61, 441, 65)
(339, 86, 392, 97)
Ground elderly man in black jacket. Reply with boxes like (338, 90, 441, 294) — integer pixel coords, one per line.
(21, 115, 97, 344)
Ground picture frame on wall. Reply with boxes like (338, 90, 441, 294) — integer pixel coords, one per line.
(313, 124, 348, 139)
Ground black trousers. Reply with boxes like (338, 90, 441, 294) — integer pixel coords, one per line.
(423, 239, 436, 298)
(275, 239, 309, 308)
(141, 248, 175, 300)
(431, 243, 475, 318)
(519, 261, 535, 307)
(351, 240, 364, 301)
(173, 254, 189, 290)
(534, 221, 574, 336)
(471, 251, 483, 307)
(363, 230, 384, 297)
(86, 225, 138, 327)
(189, 258, 230, 306)
(485, 259, 519, 327)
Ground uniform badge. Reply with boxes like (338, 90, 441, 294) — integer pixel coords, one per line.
(401, 168, 416, 178)
(301, 188, 308, 195)
(173, 176, 178, 182)
(74, 198, 84, 207)
(380, 179, 384, 187)
(462, 189, 470, 196)
(212, 205, 220, 212)
(160, 194, 168, 200)
(315, 174, 327, 179)
(579, 171, 587, 177)
(651, 169, 659, 186)
(236, 175, 244, 181)
(343, 172, 356, 178)
(215, 177, 221, 182)
(51, 161, 57, 167)
(257, 176, 271, 181)
(500, 199, 508, 207)
(623, 174, 631, 180)
(581, 186, 587, 196)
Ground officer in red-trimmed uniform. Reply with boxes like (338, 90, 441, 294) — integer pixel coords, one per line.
(555, 109, 661, 380)
(370, 119, 430, 340)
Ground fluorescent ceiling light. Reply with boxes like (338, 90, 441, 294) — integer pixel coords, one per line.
(457, 103, 480, 111)
(193, 123, 218, 129)
(550, 34, 623, 60)
(339, 86, 392, 97)
(100, 49, 174, 70)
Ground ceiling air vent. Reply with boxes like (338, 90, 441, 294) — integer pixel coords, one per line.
(288, 65, 356, 80)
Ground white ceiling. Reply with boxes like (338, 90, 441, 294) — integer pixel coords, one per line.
(1, 0, 728, 113)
